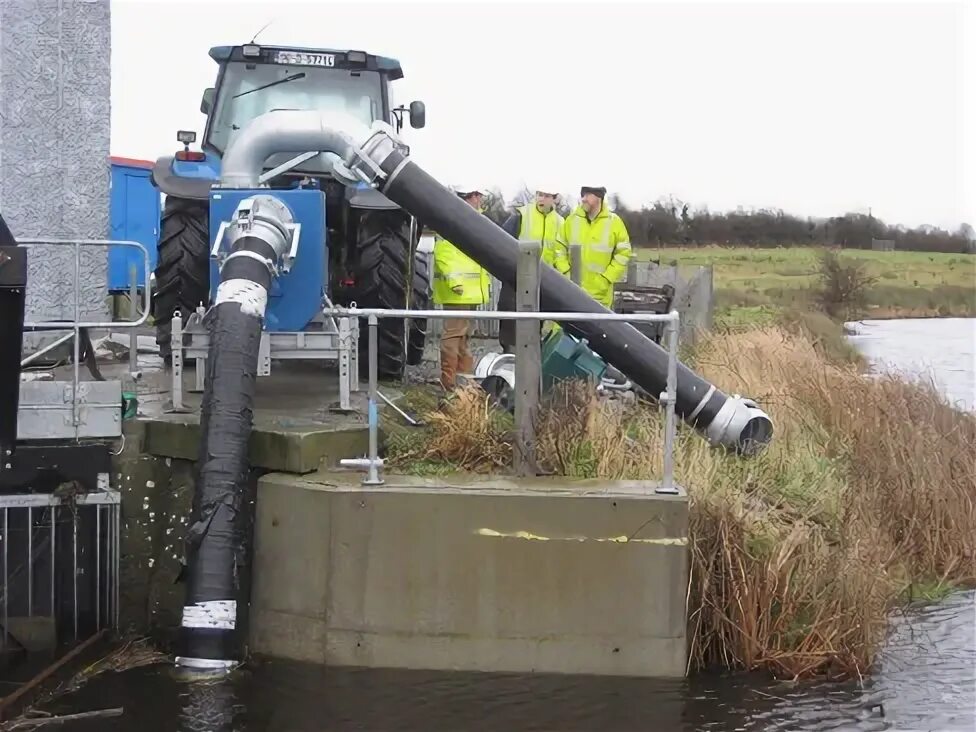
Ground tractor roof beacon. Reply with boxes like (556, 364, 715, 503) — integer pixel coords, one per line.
(149, 44, 430, 379)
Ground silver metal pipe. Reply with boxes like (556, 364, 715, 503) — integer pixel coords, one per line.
(50, 508, 55, 619)
(323, 307, 678, 323)
(377, 390, 422, 426)
(365, 315, 383, 486)
(658, 312, 680, 495)
(73, 242, 80, 439)
(3, 509, 7, 652)
(220, 110, 375, 188)
(73, 509, 78, 639)
(96, 505, 101, 628)
(20, 239, 151, 329)
(129, 264, 139, 375)
(114, 504, 119, 630)
(27, 507, 32, 617)
(104, 506, 110, 630)
(20, 332, 74, 367)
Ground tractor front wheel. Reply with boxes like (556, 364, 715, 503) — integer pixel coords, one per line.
(153, 196, 210, 363)
(348, 211, 430, 380)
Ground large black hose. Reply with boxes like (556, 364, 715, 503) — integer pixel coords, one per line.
(177, 197, 294, 671)
(376, 151, 771, 449)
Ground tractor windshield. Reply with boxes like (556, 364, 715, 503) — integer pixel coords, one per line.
(207, 61, 385, 158)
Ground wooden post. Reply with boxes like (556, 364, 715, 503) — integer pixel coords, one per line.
(514, 240, 541, 477)
(569, 244, 583, 285)
(626, 259, 639, 287)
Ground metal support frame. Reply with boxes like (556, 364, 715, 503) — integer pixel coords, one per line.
(0, 489, 121, 658)
(326, 306, 682, 494)
(169, 306, 360, 412)
(17, 239, 151, 441)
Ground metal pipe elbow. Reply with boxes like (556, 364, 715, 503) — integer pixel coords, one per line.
(704, 394, 774, 456)
(220, 110, 375, 188)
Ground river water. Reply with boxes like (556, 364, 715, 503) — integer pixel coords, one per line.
(42, 318, 976, 731)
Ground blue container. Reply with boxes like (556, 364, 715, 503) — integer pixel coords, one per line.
(107, 157, 161, 292)
(208, 188, 327, 333)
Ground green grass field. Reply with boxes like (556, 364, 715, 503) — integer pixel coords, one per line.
(636, 245, 976, 325)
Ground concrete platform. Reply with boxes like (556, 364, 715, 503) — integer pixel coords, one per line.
(48, 353, 374, 474)
(250, 470, 690, 678)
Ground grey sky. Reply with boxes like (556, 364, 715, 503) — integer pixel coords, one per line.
(111, 0, 973, 230)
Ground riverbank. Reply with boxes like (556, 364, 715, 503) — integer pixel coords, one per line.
(383, 312, 976, 681)
(636, 245, 976, 324)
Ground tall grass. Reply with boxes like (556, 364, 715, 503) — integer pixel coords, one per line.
(386, 323, 976, 680)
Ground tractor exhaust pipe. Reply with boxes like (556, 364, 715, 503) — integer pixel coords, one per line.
(176, 195, 295, 672)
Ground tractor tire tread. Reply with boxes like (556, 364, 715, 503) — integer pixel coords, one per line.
(153, 197, 210, 363)
(348, 211, 430, 380)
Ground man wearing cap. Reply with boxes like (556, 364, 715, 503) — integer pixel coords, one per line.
(496, 186, 567, 352)
(557, 186, 632, 308)
(432, 185, 491, 390)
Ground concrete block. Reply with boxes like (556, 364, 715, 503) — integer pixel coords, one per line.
(251, 472, 690, 677)
(141, 416, 369, 474)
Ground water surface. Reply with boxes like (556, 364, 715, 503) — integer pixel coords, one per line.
(846, 317, 975, 412)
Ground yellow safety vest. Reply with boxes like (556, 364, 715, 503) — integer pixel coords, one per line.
(432, 233, 490, 306)
(517, 204, 566, 269)
(559, 203, 633, 308)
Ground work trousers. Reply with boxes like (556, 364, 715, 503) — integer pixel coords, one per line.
(439, 304, 474, 390)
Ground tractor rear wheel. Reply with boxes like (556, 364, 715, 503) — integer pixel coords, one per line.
(348, 211, 429, 380)
(153, 196, 210, 363)
(407, 246, 430, 367)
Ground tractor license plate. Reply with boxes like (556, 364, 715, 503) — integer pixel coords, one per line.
(274, 51, 335, 67)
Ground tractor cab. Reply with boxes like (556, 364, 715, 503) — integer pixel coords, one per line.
(149, 43, 431, 380)
(161, 44, 425, 192)
(198, 44, 424, 178)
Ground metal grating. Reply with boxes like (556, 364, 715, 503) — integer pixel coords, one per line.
(0, 491, 119, 660)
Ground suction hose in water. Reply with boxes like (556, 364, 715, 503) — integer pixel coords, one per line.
(175, 195, 295, 672)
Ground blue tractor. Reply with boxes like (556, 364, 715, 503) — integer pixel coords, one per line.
(150, 43, 430, 378)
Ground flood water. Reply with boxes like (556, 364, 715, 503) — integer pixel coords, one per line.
(846, 317, 976, 413)
(42, 318, 976, 731)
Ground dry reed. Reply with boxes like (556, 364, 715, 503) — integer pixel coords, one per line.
(391, 324, 976, 680)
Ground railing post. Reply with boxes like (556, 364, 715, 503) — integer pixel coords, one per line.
(364, 314, 383, 486)
(626, 259, 639, 287)
(657, 310, 680, 495)
(569, 244, 583, 285)
(171, 312, 184, 411)
(128, 263, 138, 376)
(514, 241, 542, 477)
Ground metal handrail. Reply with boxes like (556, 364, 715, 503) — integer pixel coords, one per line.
(323, 306, 681, 494)
(17, 238, 152, 441)
(20, 239, 151, 329)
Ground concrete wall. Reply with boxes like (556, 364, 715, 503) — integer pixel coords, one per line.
(250, 471, 690, 678)
(114, 413, 370, 641)
(113, 421, 195, 641)
(0, 0, 111, 350)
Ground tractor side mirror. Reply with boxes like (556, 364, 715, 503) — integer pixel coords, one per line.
(409, 101, 426, 129)
(200, 88, 216, 115)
